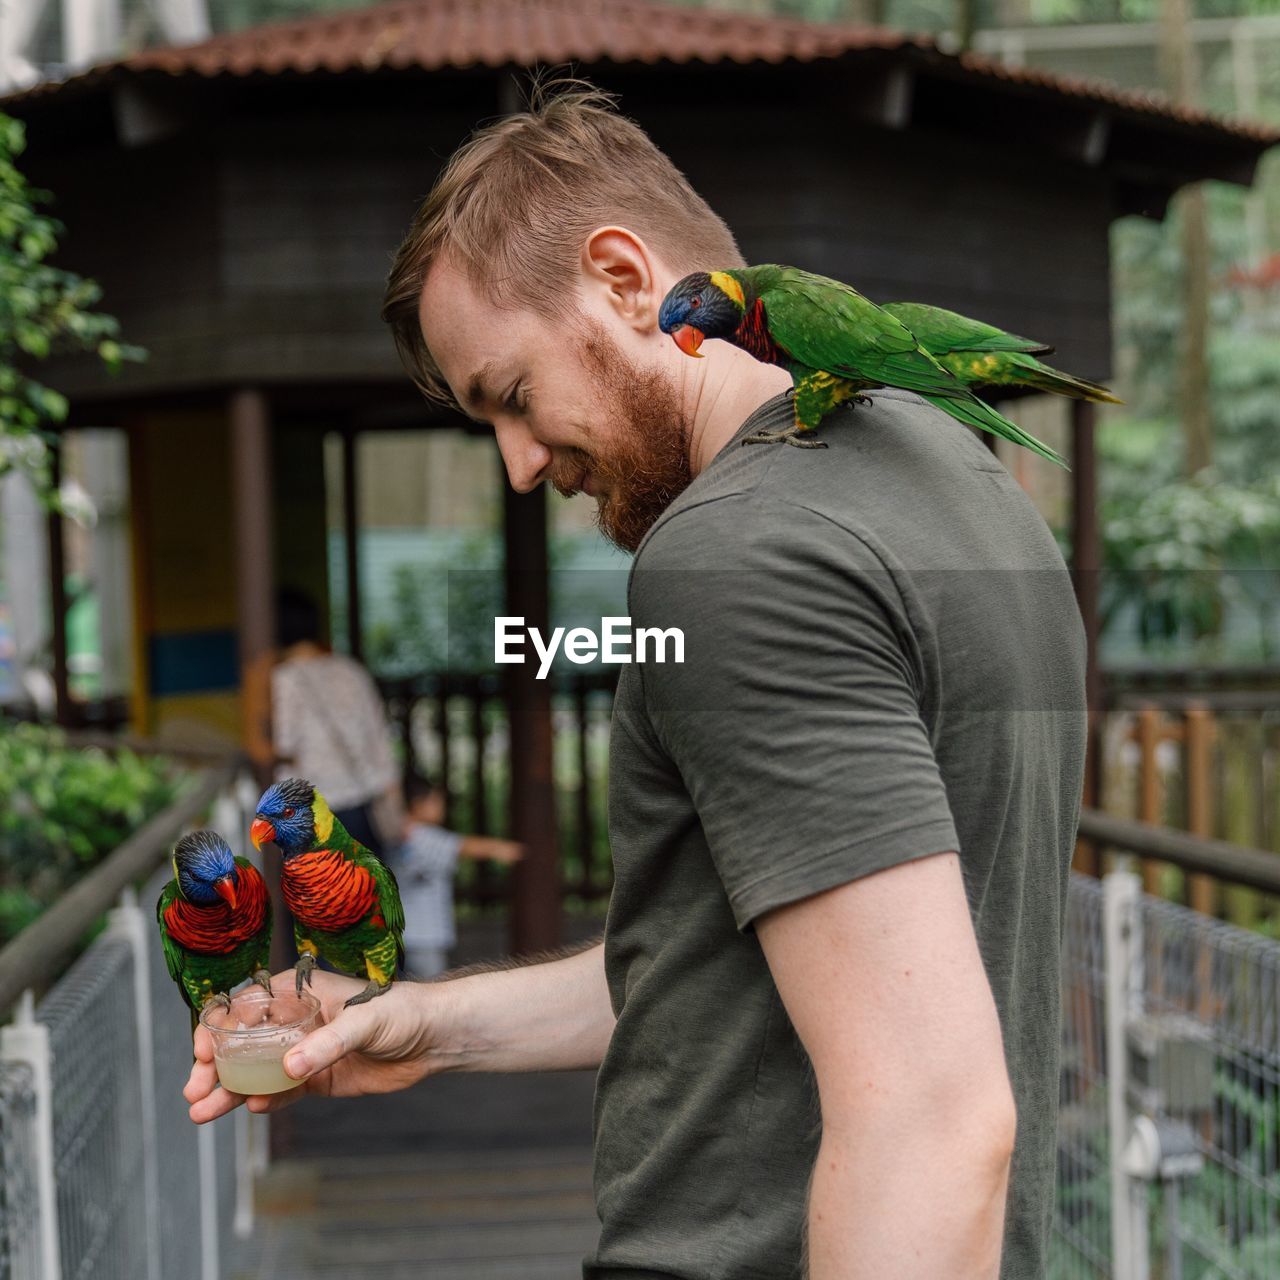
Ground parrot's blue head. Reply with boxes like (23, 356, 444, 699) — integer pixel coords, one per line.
(174, 830, 239, 908)
(658, 271, 746, 358)
(252, 777, 321, 858)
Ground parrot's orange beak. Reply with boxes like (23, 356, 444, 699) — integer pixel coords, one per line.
(671, 324, 705, 358)
(250, 817, 276, 850)
(213, 875, 238, 910)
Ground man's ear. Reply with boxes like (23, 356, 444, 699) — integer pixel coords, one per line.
(581, 226, 659, 332)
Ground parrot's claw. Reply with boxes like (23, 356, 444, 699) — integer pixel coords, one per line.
(343, 980, 392, 1009)
(742, 424, 827, 449)
(208, 991, 232, 1013)
(852, 394, 874, 408)
(294, 952, 317, 996)
(253, 968, 274, 998)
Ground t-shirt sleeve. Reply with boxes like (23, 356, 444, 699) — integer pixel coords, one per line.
(631, 494, 959, 931)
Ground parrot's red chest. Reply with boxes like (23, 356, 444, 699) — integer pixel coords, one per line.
(283, 848, 377, 932)
(165, 865, 269, 955)
(733, 298, 785, 365)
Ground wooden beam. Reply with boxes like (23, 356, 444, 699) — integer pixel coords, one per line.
(229, 388, 288, 974)
(503, 478, 561, 956)
(341, 427, 363, 660)
(1071, 399, 1101, 715)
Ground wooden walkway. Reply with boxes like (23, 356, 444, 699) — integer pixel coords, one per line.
(230, 918, 602, 1280)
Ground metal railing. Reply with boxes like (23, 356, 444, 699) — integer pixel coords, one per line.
(0, 758, 265, 1280)
(1055, 868, 1280, 1279)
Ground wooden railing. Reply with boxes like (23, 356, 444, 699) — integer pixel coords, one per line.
(1083, 693, 1280, 923)
(378, 670, 619, 909)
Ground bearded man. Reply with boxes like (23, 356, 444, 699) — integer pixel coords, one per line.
(187, 82, 1087, 1280)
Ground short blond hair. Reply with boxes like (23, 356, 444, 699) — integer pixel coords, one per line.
(381, 77, 745, 410)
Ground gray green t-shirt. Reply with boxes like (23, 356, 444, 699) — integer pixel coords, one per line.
(585, 389, 1088, 1280)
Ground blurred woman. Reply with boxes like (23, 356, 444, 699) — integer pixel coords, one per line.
(253, 587, 401, 857)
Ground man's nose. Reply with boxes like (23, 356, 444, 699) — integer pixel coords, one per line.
(494, 421, 552, 494)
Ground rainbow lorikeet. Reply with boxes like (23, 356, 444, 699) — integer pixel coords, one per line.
(657, 265, 1066, 467)
(881, 302, 1121, 406)
(251, 778, 405, 1008)
(156, 830, 273, 1031)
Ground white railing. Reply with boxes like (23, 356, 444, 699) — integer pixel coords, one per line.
(0, 764, 266, 1280)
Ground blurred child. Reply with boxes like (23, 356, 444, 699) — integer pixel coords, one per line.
(393, 772, 524, 977)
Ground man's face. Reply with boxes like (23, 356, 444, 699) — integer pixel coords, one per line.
(419, 259, 693, 552)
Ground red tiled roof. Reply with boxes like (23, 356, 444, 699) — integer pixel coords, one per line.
(8, 0, 1279, 145)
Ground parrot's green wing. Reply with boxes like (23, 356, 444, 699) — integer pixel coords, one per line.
(156, 879, 187, 990)
(755, 268, 975, 400)
(881, 302, 1052, 357)
(362, 848, 406, 978)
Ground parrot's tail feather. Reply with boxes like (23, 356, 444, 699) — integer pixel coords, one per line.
(923, 393, 1069, 470)
(1014, 359, 1123, 405)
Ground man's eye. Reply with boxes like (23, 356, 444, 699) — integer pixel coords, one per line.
(505, 385, 526, 413)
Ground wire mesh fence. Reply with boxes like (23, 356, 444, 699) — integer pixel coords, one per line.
(1055, 874, 1113, 1278)
(1139, 892, 1280, 1278)
(0, 771, 259, 1280)
(0, 1063, 40, 1280)
(1054, 870, 1280, 1280)
(37, 935, 148, 1280)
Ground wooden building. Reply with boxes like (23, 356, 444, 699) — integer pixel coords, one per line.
(4, 0, 1277, 949)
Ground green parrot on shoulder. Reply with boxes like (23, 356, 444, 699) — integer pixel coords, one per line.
(156, 830, 273, 1032)
(251, 778, 404, 1008)
(657, 265, 1067, 466)
(880, 302, 1121, 406)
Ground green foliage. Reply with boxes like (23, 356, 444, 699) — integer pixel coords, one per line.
(0, 113, 144, 508)
(0, 721, 180, 945)
(1101, 461, 1280, 657)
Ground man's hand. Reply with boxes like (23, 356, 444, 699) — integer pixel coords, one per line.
(185, 969, 455, 1124)
(185, 941, 613, 1125)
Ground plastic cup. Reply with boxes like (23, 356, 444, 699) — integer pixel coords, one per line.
(199, 987, 320, 1096)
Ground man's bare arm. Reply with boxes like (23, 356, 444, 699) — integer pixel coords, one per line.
(755, 852, 1017, 1280)
(425, 936, 613, 1073)
(185, 939, 614, 1123)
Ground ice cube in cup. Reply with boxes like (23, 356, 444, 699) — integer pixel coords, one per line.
(200, 987, 320, 1096)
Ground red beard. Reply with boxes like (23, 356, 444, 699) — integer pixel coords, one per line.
(550, 321, 693, 554)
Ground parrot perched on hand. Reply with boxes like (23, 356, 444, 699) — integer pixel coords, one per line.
(251, 778, 404, 1008)
(880, 302, 1121, 406)
(156, 830, 273, 1031)
(657, 265, 1066, 466)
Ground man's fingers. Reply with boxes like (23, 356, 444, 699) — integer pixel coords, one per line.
(246, 1083, 307, 1113)
(284, 1019, 350, 1079)
(188, 1085, 245, 1125)
(184, 1056, 219, 1104)
(192, 1023, 214, 1062)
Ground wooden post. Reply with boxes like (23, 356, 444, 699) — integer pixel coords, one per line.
(229, 389, 287, 973)
(1184, 701, 1217, 917)
(1184, 701, 1219, 1048)
(1071, 400, 1102, 714)
(1071, 400, 1103, 876)
(46, 437, 72, 726)
(503, 480, 561, 955)
(341, 428, 363, 661)
(1136, 705, 1165, 895)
